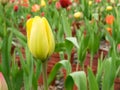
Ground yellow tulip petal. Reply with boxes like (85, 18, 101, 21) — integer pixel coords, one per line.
(26, 18, 33, 48)
(29, 17, 49, 60)
(42, 17, 55, 56)
(41, 0, 46, 7)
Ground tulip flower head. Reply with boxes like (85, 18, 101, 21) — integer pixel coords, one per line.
(106, 6, 113, 11)
(0, 0, 9, 5)
(55, 1, 61, 10)
(74, 12, 83, 19)
(117, 44, 120, 53)
(59, 0, 72, 8)
(31, 4, 40, 12)
(14, 5, 19, 12)
(0, 72, 8, 90)
(26, 16, 55, 61)
(40, 0, 46, 7)
(106, 27, 112, 35)
(105, 15, 114, 25)
(89, 1, 92, 6)
(95, 0, 101, 3)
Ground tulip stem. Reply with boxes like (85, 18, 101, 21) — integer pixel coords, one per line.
(42, 60, 48, 90)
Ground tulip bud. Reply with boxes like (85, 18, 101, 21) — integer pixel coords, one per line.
(88, 1, 92, 6)
(117, 44, 120, 53)
(106, 6, 113, 11)
(0, 0, 9, 5)
(26, 16, 55, 61)
(0, 72, 8, 90)
(105, 15, 114, 25)
(14, 5, 19, 12)
(74, 12, 83, 19)
(40, 0, 46, 7)
(26, 14, 31, 20)
(95, 0, 101, 3)
(55, 1, 61, 10)
(106, 27, 112, 35)
(59, 0, 72, 8)
(31, 4, 40, 12)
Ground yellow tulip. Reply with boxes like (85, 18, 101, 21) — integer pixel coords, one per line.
(40, 0, 46, 7)
(88, 1, 92, 6)
(106, 6, 113, 11)
(74, 12, 83, 19)
(26, 16, 55, 61)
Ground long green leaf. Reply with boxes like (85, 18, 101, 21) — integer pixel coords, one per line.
(88, 68, 99, 90)
(65, 37, 79, 49)
(65, 71, 87, 90)
(48, 60, 71, 85)
(61, 10, 71, 37)
(102, 58, 116, 90)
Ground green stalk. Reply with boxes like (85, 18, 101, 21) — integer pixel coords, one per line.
(42, 60, 48, 90)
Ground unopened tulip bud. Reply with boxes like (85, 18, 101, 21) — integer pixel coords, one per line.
(106, 6, 113, 11)
(117, 44, 120, 53)
(26, 16, 55, 61)
(31, 4, 40, 12)
(55, 1, 61, 10)
(0, 72, 8, 90)
(0, 0, 9, 5)
(106, 27, 112, 35)
(74, 12, 83, 19)
(40, 0, 46, 7)
(26, 14, 31, 20)
(59, 0, 72, 8)
(89, 1, 92, 6)
(14, 5, 19, 12)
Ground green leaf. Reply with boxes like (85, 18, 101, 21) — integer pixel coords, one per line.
(65, 71, 87, 90)
(96, 59, 104, 87)
(88, 68, 99, 90)
(102, 58, 116, 90)
(55, 42, 65, 52)
(78, 35, 89, 65)
(48, 60, 71, 85)
(1, 33, 12, 88)
(61, 10, 71, 37)
(65, 37, 79, 49)
(12, 70, 23, 90)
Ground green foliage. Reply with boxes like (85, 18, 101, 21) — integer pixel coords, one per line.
(48, 60, 71, 85)
(65, 71, 87, 90)
(88, 68, 99, 90)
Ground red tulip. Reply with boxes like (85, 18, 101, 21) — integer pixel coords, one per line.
(14, 5, 18, 12)
(59, 0, 72, 8)
(26, 14, 31, 20)
(41, 12, 45, 17)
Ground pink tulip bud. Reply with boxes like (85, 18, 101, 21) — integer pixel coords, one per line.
(55, 1, 61, 10)
(95, 0, 101, 3)
(0, 72, 8, 90)
(117, 44, 120, 53)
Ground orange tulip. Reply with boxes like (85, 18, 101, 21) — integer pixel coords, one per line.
(18, 0, 29, 7)
(106, 27, 112, 35)
(31, 4, 40, 12)
(105, 15, 114, 25)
